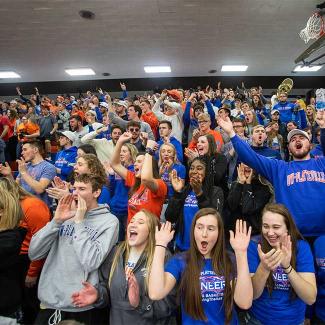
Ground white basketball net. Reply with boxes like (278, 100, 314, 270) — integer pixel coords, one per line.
(299, 13, 325, 43)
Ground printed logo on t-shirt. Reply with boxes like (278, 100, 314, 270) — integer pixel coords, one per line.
(184, 193, 198, 207)
(287, 170, 325, 186)
(272, 267, 290, 290)
(316, 257, 325, 269)
(200, 270, 225, 303)
(129, 189, 149, 210)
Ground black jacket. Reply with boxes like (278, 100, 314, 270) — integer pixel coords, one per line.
(226, 180, 272, 235)
(0, 227, 26, 316)
(165, 185, 224, 241)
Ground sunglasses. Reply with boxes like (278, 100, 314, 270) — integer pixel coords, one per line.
(129, 128, 140, 132)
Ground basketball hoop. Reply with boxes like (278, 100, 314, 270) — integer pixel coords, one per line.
(299, 12, 325, 43)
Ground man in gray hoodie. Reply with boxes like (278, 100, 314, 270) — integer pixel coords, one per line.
(29, 174, 119, 325)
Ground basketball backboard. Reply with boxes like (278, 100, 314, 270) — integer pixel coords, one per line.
(295, 33, 325, 64)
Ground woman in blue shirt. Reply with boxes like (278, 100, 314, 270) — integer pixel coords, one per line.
(148, 208, 253, 324)
(246, 203, 316, 325)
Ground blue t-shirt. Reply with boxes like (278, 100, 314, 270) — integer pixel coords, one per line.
(18, 160, 56, 207)
(161, 163, 186, 199)
(231, 135, 325, 236)
(248, 240, 315, 325)
(165, 253, 238, 325)
(98, 185, 111, 205)
(314, 236, 325, 321)
(176, 190, 199, 251)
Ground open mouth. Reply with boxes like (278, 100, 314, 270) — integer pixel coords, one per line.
(201, 241, 208, 250)
(296, 143, 302, 149)
(129, 230, 138, 240)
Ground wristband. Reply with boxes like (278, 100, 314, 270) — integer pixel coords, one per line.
(145, 147, 155, 156)
(284, 266, 293, 274)
(155, 244, 167, 249)
(283, 264, 291, 270)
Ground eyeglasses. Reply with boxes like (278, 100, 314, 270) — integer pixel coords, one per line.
(129, 128, 140, 132)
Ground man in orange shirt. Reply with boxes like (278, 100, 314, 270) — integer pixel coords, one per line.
(16, 116, 40, 157)
(140, 99, 159, 140)
(188, 113, 223, 152)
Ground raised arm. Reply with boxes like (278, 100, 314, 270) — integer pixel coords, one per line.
(148, 222, 176, 300)
(230, 220, 253, 309)
(141, 140, 160, 192)
(217, 116, 280, 183)
(111, 132, 132, 180)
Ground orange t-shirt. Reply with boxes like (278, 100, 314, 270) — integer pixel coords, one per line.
(17, 122, 40, 142)
(125, 170, 167, 223)
(20, 196, 51, 277)
(188, 129, 224, 152)
(141, 111, 159, 139)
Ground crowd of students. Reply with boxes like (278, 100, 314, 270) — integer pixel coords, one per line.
(0, 82, 325, 325)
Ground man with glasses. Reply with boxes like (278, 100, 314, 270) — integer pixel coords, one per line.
(188, 113, 223, 152)
(126, 121, 146, 151)
(108, 104, 154, 140)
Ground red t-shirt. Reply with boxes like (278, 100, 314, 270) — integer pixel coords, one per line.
(125, 170, 167, 223)
(0, 115, 10, 141)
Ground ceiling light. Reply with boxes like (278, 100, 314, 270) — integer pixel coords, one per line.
(144, 66, 171, 73)
(221, 65, 248, 72)
(293, 65, 322, 72)
(65, 68, 95, 76)
(0, 71, 21, 78)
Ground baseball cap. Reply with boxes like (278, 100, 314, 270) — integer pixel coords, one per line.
(114, 100, 128, 108)
(167, 89, 182, 102)
(10, 100, 18, 104)
(287, 129, 310, 142)
(271, 109, 280, 115)
(58, 131, 76, 142)
(197, 113, 211, 122)
(86, 110, 97, 118)
(100, 102, 109, 109)
(218, 105, 231, 115)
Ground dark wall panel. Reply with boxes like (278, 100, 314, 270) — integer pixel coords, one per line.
(0, 76, 324, 96)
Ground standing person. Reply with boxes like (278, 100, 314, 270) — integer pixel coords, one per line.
(16, 116, 40, 158)
(105, 143, 138, 241)
(148, 210, 253, 324)
(0, 190, 26, 325)
(55, 131, 78, 181)
(81, 124, 123, 163)
(158, 143, 186, 200)
(156, 120, 183, 163)
(69, 115, 87, 147)
(71, 210, 177, 325)
(305, 104, 319, 143)
(111, 133, 167, 223)
(246, 203, 316, 325)
(217, 113, 325, 238)
(266, 122, 284, 158)
(188, 113, 224, 153)
(0, 140, 56, 207)
(227, 163, 273, 236)
(29, 175, 119, 325)
(0, 177, 51, 324)
(244, 110, 259, 136)
(165, 157, 224, 251)
(57, 103, 70, 131)
(272, 92, 296, 124)
(109, 104, 155, 140)
(140, 99, 159, 139)
(38, 106, 58, 160)
(152, 90, 184, 142)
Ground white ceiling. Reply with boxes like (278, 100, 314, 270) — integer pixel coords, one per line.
(0, 0, 324, 83)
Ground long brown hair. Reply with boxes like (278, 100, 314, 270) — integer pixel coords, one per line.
(260, 203, 303, 296)
(75, 154, 107, 182)
(179, 208, 234, 324)
(108, 209, 158, 290)
(0, 177, 34, 200)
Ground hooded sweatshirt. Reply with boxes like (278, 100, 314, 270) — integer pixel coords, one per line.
(55, 146, 78, 180)
(29, 204, 119, 312)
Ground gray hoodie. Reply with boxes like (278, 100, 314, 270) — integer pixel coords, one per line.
(29, 204, 119, 312)
(95, 247, 177, 325)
